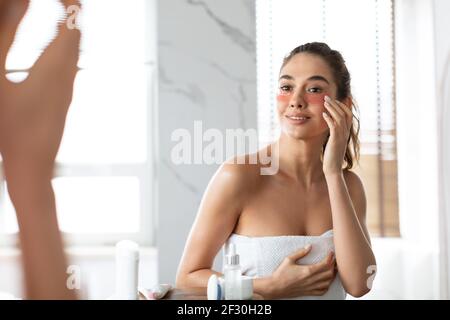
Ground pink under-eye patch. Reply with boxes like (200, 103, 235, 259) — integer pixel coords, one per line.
(276, 92, 328, 105)
(276, 94, 291, 102)
(304, 93, 326, 105)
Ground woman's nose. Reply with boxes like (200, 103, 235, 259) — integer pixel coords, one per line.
(289, 93, 306, 109)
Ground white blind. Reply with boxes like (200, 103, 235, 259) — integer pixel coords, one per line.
(256, 0, 396, 160)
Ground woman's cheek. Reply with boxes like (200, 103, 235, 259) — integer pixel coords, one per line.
(276, 94, 291, 116)
(305, 94, 328, 124)
(304, 93, 326, 105)
(276, 93, 291, 103)
(304, 94, 329, 128)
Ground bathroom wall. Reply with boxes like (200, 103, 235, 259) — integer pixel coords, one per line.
(434, 0, 450, 300)
(156, 0, 257, 283)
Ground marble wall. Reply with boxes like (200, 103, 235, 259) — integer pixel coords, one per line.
(156, 0, 257, 283)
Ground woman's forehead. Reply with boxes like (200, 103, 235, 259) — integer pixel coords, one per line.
(280, 53, 333, 81)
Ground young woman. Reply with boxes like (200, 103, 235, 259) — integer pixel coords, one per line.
(0, 0, 81, 299)
(176, 42, 376, 299)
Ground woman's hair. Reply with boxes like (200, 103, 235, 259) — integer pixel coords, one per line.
(280, 42, 360, 170)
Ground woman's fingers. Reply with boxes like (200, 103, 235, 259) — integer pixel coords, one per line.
(301, 259, 336, 295)
(309, 277, 335, 296)
(335, 99, 353, 127)
(306, 265, 336, 285)
(61, 0, 81, 8)
(311, 289, 328, 296)
(322, 111, 335, 130)
(315, 279, 334, 291)
(0, 0, 30, 73)
(28, 3, 81, 112)
(308, 251, 335, 275)
(325, 96, 345, 117)
(60, 0, 81, 8)
(324, 103, 341, 129)
(323, 97, 354, 137)
(324, 98, 345, 127)
(287, 244, 312, 262)
(335, 99, 353, 118)
(29, 17, 81, 82)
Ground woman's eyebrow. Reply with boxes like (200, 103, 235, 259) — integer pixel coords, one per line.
(279, 74, 295, 81)
(279, 74, 330, 84)
(307, 75, 330, 84)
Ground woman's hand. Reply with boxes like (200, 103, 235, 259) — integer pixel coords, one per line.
(0, 0, 81, 180)
(321, 95, 353, 177)
(267, 245, 337, 299)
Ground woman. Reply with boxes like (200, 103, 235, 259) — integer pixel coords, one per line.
(0, 0, 81, 299)
(176, 42, 376, 299)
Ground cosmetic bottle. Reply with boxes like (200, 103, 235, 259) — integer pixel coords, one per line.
(207, 274, 223, 300)
(115, 240, 140, 300)
(224, 243, 242, 300)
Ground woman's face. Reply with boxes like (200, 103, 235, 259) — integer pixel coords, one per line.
(277, 53, 338, 141)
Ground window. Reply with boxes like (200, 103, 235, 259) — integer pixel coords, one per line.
(0, 0, 156, 246)
(256, 0, 399, 237)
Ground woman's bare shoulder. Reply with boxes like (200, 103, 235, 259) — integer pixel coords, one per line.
(220, 154, 264, 181)
(201, 154, 263, 209)
(216, 151, 268, 189)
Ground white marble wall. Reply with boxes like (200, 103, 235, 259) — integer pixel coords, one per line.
(156, 0, 257, 283)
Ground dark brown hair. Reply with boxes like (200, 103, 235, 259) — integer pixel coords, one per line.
(280, 42, 360, 170)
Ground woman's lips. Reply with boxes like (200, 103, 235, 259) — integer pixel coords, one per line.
(285, 115, 311, 124)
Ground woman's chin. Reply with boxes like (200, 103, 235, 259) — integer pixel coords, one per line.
(283, 129, 310, 140)
(281, 127, 326, 141)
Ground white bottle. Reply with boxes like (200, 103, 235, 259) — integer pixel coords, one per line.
(207, 274, 222, 300)
(114, 240, 140, 300)
(224, 243, 242, 300)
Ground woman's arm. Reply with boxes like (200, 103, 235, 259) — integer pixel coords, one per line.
(325, 170, 376, 297)
(6, 171, 74, 299)
(322, 96, 376, 297)
(176, 160, 287, 299)
(0, 0, 81, 299)
(176, 161, 248, 288)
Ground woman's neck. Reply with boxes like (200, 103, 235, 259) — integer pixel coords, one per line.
(273, 133, 326, 188)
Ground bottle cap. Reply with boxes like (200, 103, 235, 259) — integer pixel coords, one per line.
(225, 243, 239, 265)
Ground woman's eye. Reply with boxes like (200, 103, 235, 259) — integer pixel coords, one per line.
(307, 87, 322, 93)
(279, 85, 292, 92)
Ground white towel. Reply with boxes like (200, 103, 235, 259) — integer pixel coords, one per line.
(224, 230, 346, 300)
